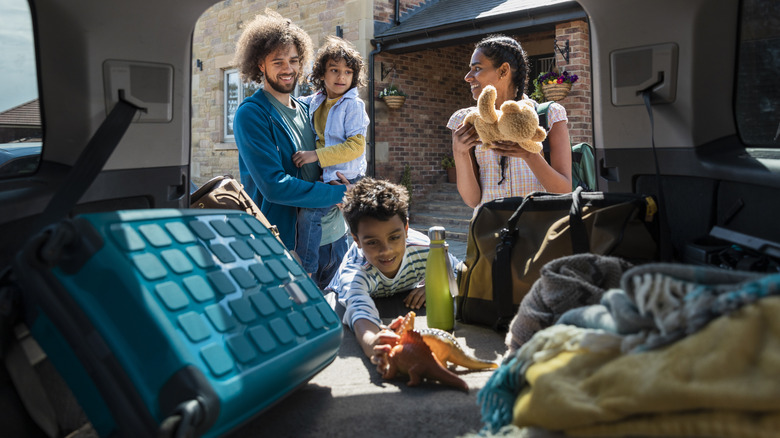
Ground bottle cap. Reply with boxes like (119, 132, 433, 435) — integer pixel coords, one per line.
(428, 226, 446, 241)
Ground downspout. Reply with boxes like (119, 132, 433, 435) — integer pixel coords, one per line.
(367, 42, 382, 177)
(394, 0, 400, 25)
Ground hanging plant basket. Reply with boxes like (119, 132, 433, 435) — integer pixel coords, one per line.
(541, 82, 572, 101)
(382, 95, 406, 109)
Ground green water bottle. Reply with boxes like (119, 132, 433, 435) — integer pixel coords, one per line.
(425, 226, 455, 331)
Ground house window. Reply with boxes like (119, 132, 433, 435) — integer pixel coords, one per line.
(528, 53, 555, 87)
(224, 69, 259, 142)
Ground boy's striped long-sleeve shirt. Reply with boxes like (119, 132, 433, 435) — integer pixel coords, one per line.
(325, 228, 460, 330)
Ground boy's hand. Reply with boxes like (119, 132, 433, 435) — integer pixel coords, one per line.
(329, 172, 353, 188)
(330, 173, 353, 209)
(403, 286, 426, 310)
(370, 326, 400, 376)
(292, 150, 318, 167)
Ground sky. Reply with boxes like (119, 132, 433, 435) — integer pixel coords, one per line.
(0, 0, 38, 113)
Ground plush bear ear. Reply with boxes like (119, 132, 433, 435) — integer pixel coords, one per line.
(521, 140, 543, 154)
(499, 100, 521, 114)
(532, 126, 547, 142)
(478, 85, 498, 124)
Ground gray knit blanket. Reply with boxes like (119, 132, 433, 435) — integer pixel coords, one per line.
(504, 253, 634, 357)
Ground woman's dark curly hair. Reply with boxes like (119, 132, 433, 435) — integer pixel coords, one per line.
(233, 9, 313, 85)
(342, 177, 409, 234)
(475, 34, 530, 98)
(308, 36, 366, 92)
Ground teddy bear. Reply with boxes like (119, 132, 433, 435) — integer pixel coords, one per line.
(463, 85, 546, 154)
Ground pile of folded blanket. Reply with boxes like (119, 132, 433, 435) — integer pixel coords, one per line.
(478, 254, 780, 437)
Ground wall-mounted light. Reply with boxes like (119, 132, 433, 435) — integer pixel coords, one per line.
(196, 59, 203, 71)
(554, 38, 570, 64)
(336, 25, 343, 38)
(380, 62, 396, 81)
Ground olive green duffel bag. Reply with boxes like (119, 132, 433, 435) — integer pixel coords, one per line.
(457, 187, 660, 331)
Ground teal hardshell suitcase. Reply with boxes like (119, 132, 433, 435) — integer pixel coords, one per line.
(14, 208, 342, 437)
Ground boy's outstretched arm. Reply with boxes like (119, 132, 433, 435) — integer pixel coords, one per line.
(354, 318, 385, 359)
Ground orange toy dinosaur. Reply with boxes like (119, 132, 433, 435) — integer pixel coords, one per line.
(376, 329, 469, 391)
(374, 312, 498, 391)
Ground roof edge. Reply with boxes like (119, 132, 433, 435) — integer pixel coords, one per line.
(373, 7, 587, 54)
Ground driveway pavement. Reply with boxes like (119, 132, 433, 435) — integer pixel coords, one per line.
(449, 239, 468, 262)
(234, 298, 507, 437)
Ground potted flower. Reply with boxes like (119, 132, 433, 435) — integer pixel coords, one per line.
(441, 154, 457, 183)
(533, 68, 579, 102)
(379, 84, 407, 109)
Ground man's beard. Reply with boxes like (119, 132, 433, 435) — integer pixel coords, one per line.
(265, 72, 299, 94)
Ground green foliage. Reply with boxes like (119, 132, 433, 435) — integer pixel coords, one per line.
(529, 77, 545, 103)
(379, 84, 407, 98)
(441, 154, 456, 169)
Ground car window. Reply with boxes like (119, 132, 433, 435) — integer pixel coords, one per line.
(0, 0, 40, 178)
(735, 0, 780, 147)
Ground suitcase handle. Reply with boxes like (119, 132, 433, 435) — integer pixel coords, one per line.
(159, 399, 205, 438)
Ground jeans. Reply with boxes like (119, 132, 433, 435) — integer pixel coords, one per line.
(312, 232, 351, 290)
(296, 205, 335, 274)
(296, 176, 362, 274)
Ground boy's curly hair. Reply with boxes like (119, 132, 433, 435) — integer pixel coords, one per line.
(233, 9, 313, 85)
(308, 36, 366, 92)
(342, 177, 409, 234)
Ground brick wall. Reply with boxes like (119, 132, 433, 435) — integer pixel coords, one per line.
(556, 20, 592, 146)
(373, 44, 474, 198)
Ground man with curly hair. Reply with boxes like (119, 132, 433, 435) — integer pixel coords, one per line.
(325, 177, 460, 358)
(232, 10, 350, 288)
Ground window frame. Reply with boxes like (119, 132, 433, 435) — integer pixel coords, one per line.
(223, 69, 259, 143)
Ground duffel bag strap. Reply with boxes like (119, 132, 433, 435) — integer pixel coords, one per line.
(492, 226, 516, 332)
(569, 186, 590, 254)
(491, 189, 591, 331)
(492, 195, 535, 332)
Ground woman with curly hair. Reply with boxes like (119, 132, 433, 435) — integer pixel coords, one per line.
(325, 177, 460, 359)
(291, 36, 370, 279)
(232, 10, 351, 289)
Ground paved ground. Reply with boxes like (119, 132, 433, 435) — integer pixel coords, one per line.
(236, 305, 507, 437)
(449, 239, 468, 262)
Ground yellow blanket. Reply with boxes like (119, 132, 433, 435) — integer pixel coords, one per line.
(514, 296, 780, 437)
